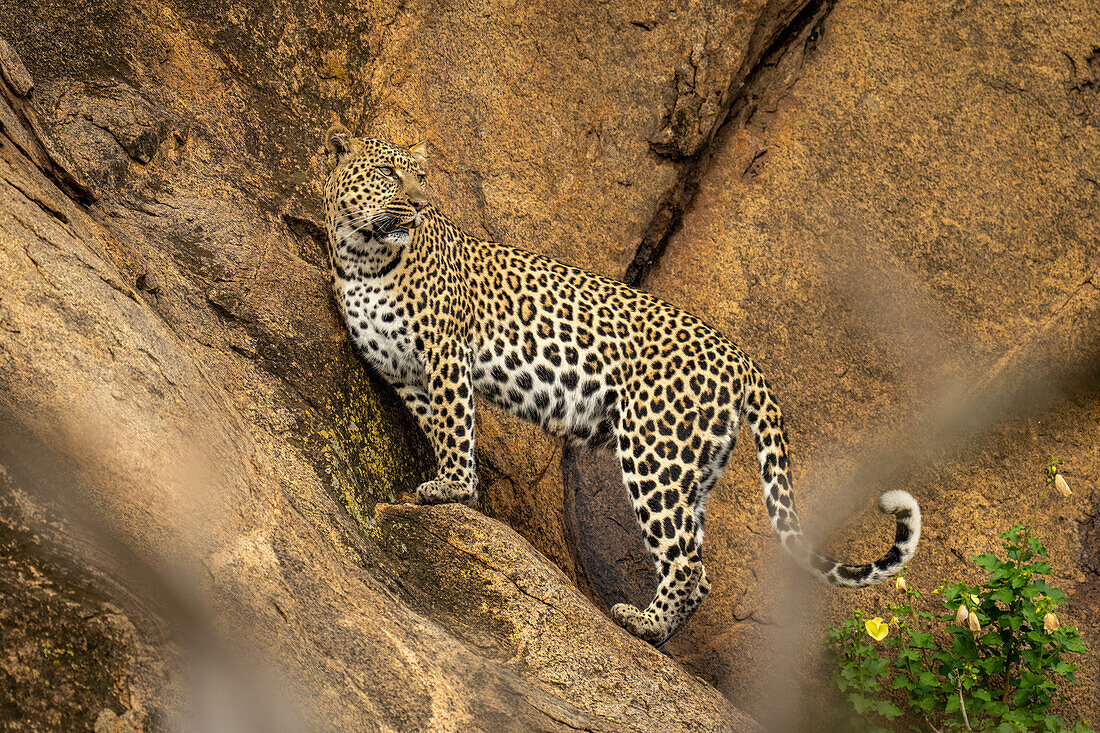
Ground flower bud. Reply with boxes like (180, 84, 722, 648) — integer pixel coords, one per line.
(954, 604, 969, 626)
(967, 611, 981, 634)
(1043, 612, 1059, 632)
(1054, 474, 1071, 497)
(896, 577, 908, 591)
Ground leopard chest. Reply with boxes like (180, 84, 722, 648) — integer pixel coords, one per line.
(338, 280, 420, 384)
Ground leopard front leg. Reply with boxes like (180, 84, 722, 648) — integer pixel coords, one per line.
(395, 382, 433, 437)
(415, 341, 478, 506)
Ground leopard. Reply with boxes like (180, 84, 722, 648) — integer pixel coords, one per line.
(320, 123, 921, 646)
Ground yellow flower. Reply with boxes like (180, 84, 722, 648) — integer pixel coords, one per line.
(1055, 474, 1071, 497)
(955, 604, 969, 625)
(969, 594, 981, 607)
(865, 617, 889, 641)
(1044, 612, 1059, 633)
(968, 611, 981, 634)
(896, 577, 908, 591)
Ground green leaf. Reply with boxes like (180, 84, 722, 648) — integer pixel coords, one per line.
(952, 632, 978, 660)
(849, 692, 874, 714)
(868, 656, 890, 678)
(1062, 635, 1086, 653)
(974, 553, 1002, 571)
(1022, 670, 1045, 686)
(875, 700, 904, 720)
(908, 630, 935, 649)
(980, 631, 1004, 646)
(980, 656, 1005, 675)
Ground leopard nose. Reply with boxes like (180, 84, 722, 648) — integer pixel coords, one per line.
(411, 199, 426, 212)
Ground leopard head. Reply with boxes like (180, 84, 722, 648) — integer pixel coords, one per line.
(323, 124, 429, 252)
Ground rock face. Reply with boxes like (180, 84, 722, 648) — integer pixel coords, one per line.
(374, 504, 757, 732)
(0, 0, 1097, 731)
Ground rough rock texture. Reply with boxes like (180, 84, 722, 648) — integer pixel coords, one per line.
(1, 0, 1098, 730)
(374, 503, 757, 732)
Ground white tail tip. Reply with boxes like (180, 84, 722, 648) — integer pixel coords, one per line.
(878, 489, 919, 517)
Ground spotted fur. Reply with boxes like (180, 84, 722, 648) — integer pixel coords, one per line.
(320, 125, 921, 646)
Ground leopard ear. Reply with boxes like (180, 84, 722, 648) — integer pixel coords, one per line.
(326, 124, 353, 166)
(408, 140, 429, 165)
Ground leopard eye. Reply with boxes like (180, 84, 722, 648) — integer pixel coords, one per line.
(377, 166, 396, 177)
(417, 172, 426, 183)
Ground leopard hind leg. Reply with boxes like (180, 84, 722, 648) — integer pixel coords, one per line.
(610, 405, 725, 645)
(670, 438, 735, 631)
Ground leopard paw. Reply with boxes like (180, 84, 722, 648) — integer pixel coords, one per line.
(610, 603, 669, 646)
(415, 480, 476, 506)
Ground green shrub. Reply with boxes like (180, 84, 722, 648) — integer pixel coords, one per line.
(822, 458, 1091, 732)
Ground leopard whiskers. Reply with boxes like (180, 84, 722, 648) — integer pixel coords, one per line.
(339, 210, 390, 231)
(339, 209, 411, 236)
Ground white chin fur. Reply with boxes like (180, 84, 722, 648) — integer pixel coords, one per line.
(377, 230, 410, 246)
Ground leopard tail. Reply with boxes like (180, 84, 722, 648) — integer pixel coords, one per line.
(742, 367, 920, 588)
